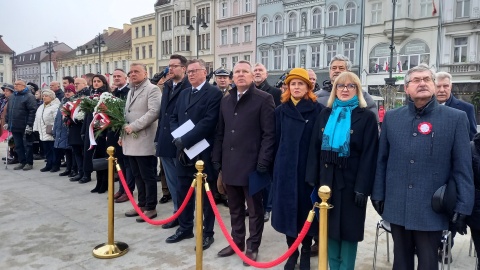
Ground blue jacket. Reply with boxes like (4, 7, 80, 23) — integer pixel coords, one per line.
(372, 98, 474, 231)
(5, 88, 37, 133)
(53, 98, 69, 149)
(445, 94, 477, 140)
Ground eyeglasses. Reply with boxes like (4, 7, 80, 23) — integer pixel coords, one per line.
(407, 77, 433, 84)
(74, 83, 85, 86)
(14, 83, 25, 86)
(186, 69, 205, 75)
(168, 64, 183, 69)
(336, 84, 357, 91)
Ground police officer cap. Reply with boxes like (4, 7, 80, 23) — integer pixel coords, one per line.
(215, 69, 230, 76)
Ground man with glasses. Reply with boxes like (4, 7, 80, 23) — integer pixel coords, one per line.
(4, 80, 37, 170)
(371, 64, 474, 269)
(155, 54, 191, 229)
(167, 59, 222, 251)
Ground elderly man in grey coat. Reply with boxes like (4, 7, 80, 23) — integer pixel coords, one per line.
(120, 63, 162, 222)
(371, 64, 474, 270)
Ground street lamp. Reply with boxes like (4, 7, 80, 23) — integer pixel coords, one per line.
(384, 0, 397, 86)
(93, 33, 106, 74)
(45, 42, 55, 83)
(188, 15, 208, 59)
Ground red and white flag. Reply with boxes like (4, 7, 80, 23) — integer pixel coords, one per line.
(384, 61, 389, 72)
(397, 61, 403, 72)
(432, 0, 437, 16)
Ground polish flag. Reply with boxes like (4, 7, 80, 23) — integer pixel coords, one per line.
(432, 0, 437, 16)
(397, 61, 403, 72)
(375, 63, 379, 73)
(383, 61, 389, 72)
(105, 73, 110, 84)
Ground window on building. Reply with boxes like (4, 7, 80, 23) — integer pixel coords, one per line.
(200, 33, 210, 50)
(232, 27, 239, 43)
(420, 0, 433, 17)
(149, 45, 153, 58)
(288, 13, 297, 32)
(148, 24, 153, 35)
(274, 15, 283, 34)
(0, 55, 3, 64)
(68, 66, 71, 76)
(273, 48, 282, 70)
(244, 25, 251, 42)
(162, 40, 173, 55)
(89, 64, 92, 72)
(312, 8, 321, 29)
(395, 1, 402, 18)
(142, 46, 146, 59)
(136, 47, 140, 59)
(176, 35, 190, 51)
(233, 0, 239, 16)
(344, 42, 355, 65)
(371, 3, 382, 24)
(232, 56, 238, 68)
(95, 63, 99, 73)
(221, 57, 227, 68)
(311, 45, 321, 68)
(287, 48, 296, 69)
(221, 1, 228, 17)
(260, 50, 268, 69)
(122, 60, 127, 71)
(328, 5, 338, 26)
(221, 29, 228, 45)
(142, 26, 146, 37)
(261, 17, 269, 36)
(0, 72, 4, 82)
(326, 44, 337, 65)
(454, 37, 468, 63)
(198, 6, 211, 23)
(407, 0, 412, 17)
(345, 2, 356, 24)
(246, 0, 252, 12)
(175, 10, 190, 26)
(106, 62, 110, 74)
(135, 27, 139, 38)
(149, 67, 153, 77)
(82, 64, 86, 74)
(162, 15, 172, 31)
(456, 0, 470, 18)
(244, 55, 250, 62)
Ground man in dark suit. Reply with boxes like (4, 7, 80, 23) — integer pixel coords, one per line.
(435, 71, 477, 140)
(213, 60, 275, 265)
(166, 59, 222, 250)
(155, 54, 191, 229)
(372, 65, 474, 269)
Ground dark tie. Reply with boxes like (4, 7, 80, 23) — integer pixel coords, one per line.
(192, 88, 199, 94)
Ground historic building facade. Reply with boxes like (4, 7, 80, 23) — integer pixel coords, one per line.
(0, 35, 14, 84)
(155, 0, 216, 73)
(131, 13, 157, 77)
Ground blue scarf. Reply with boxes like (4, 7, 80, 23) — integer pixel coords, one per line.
(321, 96, 358, 162)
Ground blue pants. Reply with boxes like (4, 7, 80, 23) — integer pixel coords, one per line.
(161, 157, 179, 212)
(12, 132, 33, 165)
(42, 141, 55, 169)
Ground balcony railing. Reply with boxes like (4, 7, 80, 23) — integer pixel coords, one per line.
(444, 63, 480, 73)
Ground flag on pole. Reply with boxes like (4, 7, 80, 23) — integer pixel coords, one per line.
(384, 61, 389, 72)
(397, 61, 403, 72)
(375, 63, 379, 73)
(432, 0, 437, 16)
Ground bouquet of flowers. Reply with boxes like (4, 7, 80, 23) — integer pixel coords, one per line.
(79, 95, 99, 116)
(91, 92, 135, 138)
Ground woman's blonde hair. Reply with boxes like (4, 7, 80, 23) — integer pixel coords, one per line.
(326, 72, 367, 108)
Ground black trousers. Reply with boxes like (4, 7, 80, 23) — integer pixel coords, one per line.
(54, 148, 73, 171)
(127, 155, 157, 211)
(225, 184, 264, 251)
(390, 223, 443, 270)
(71, 145, 84, 177)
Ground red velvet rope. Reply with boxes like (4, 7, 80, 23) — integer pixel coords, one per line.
(117, 166, 194, 225)
(205, 189, 313, 268)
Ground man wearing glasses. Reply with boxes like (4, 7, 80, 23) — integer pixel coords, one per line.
(155, 54, 191, 229)
(372, 64, 474, 269)
(167, 59, 222, 251)
(4, 80, 37, 170)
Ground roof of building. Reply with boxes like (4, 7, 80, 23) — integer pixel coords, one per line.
(15, 41, 72, 66)
(59, 27, 132, 61)
(155, 0, 171, 7)
(0, 35, 13, 54)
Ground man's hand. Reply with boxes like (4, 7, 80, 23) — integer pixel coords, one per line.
(173, 137, 184, 150)
(372, 200, 384, 215)
(256, 163, 268, 174)
(118, 137, 123, 147)
(452, 212, 468, 235)
(354, 192, 367, 208)
(25, 125, 33, 135)
(213, 162, 221, 172)
(2, 124, 7, 130)
(124, 125, 133, 135)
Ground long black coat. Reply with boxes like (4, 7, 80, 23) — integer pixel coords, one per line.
(156, 76, 191, 158)
(468, 134, 480, 229)
(257, 80, 282, 107)
(306, 107, 379, 242)
(212, 84, 276, 186)
(445, 94, 477, 140)
(271, 99, 324, 238)
(170, 82, 222, 178)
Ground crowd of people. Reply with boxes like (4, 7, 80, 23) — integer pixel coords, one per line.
(1, 53, 480, 270)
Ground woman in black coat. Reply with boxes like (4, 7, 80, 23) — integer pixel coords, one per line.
(305, 72, 378, 269)
(80, 74, 110, 193)
(469, 133, 480, 270)
(271, 68, 324, 270)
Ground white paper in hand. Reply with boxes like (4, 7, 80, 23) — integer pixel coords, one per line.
(171, 119, 195, 138)
(171, 119, 210, 159)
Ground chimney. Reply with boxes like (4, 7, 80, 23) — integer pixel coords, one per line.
(54, 41, 58, 44)
(123, 23, 132, 33)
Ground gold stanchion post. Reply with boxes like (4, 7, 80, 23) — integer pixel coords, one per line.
(318, 185, 331, 270)
(195, 160, 205, 270)
(93, 146, 129, 259)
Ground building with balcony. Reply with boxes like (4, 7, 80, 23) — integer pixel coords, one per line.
(438, 0, 480, 100)
(131, 13, 157, 77)
(57, 25, 132, 84)
(215, 0, 257, 71)
(14, 41, 72, 87)
(0, 35, 14, 84)
(362, 0, 439, 97)
(155, 0, 216, 73)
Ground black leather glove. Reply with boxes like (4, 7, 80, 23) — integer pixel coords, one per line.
(452, 212, 468, 235)
(354, 192, 367, 208)
(213, 162, 221, 172)
(372, 200, 384, 215)
(25, 125, 33, 135)
(173, 137, 184, 150)
(256, 163, 268, 174)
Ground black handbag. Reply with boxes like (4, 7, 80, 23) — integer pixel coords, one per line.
(432, 177, 457, 218)
(92, 158, 108, 171)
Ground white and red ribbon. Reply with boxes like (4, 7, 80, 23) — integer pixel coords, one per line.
(88, 112, 111, 150)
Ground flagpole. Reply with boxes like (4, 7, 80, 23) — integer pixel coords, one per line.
(385, 0, 397, 86)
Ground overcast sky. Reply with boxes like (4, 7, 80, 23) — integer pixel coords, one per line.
(0, 0, 156, 54)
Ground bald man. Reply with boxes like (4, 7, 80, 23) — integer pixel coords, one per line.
(74, 78, 90, 97)
(50, 81, 64, 100)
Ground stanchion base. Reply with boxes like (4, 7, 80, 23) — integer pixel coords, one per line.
(92, 242, 129, 259)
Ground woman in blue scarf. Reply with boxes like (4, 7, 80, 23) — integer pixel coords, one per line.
(306, 72, 379, 269)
